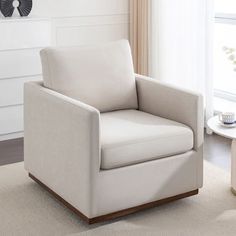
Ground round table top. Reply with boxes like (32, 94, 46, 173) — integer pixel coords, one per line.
(207, 116, 236, 140)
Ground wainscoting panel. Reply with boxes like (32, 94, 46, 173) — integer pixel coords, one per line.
(0, 18, 51, 51)
(0, 49, 43, 80)
(0, 76, 42, 107)
(53, 14, 129, 46)
(0, 18, 51, 140)
(0, 105, 23, 135)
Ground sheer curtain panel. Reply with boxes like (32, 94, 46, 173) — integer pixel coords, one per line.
(150, 0, 214, 123)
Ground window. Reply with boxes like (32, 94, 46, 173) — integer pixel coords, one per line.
(214, 0, 236, 102)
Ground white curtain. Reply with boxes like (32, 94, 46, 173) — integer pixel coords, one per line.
(150, 0, 214, 123)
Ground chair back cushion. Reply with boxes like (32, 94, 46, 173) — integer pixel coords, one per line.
(40, 40, 138, 112)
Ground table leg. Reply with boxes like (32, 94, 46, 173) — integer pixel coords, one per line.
(231, 139, 236, 195)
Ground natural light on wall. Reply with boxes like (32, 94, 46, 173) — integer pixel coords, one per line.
(214, 24, 236, 98)
(150, 0, 214, 121)
(214, 0, 236, 102)
(215, 0, 236, 14)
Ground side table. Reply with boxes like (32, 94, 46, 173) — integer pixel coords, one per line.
(207, 116, 236, 194)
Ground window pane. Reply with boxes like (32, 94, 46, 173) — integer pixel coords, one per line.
(215, 0, 236, 14)
(214, 22, 236, 95)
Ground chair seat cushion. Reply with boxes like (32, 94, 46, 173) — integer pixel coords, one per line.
(100, 110, 194, 170)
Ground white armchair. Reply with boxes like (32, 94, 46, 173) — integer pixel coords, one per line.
(24, 40, 204, 224)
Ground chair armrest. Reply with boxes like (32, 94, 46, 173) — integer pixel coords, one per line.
(24, 81, 100, 216)
(136, 74, 204, 150)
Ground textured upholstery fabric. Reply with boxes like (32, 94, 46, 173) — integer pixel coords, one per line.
(24, 81, 100, 217)
(96, 150, 199, 216)
(100, 110, 193, 170)
(136, 74, 204, 187)
(135, 74, 204, 151)
(40, 40, 138, 112)
(24, 73, 203, 217)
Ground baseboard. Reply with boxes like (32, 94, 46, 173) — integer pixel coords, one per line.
(0, 132, 23, 141)
(29, 173, 199, 224)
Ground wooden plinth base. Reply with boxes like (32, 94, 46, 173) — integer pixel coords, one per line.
(29, 173, 199, 224)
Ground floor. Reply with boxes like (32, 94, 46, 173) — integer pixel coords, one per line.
(204, 133, 231, 171)
(0, 133, 232, 171)
(0, 160, 234, 236)
(0, 138, 24, 166)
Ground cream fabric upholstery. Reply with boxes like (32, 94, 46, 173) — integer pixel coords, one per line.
(136, 74, 204, 186)
(24, 41, 204, 219)
(101, 110, 193, 169)
(96, 150, 199, 216)
(24, 81, 100, 217)
(40, 40, 138, 112)
(135, 74, 204, 151)
(24, 79, 203, 218)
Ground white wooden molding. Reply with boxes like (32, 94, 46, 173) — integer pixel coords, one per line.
(0, 18, 51, 138)
(0, 13, 130, 140)
(52, 14, 129, 46)
(0, 132, 24, 141)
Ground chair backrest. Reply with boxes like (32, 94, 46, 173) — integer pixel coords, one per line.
(40, 40, 138, 112)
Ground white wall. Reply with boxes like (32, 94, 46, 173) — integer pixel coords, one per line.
(31, 0, 129, 17)
(32, 0, 130, 47)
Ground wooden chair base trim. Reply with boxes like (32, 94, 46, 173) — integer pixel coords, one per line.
(29, 173, 199, 224)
